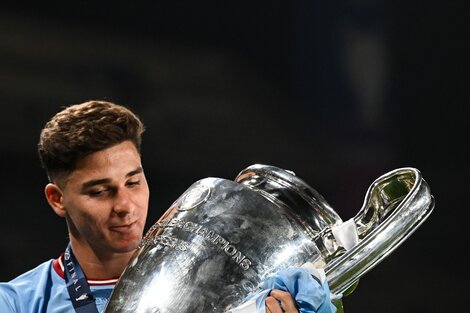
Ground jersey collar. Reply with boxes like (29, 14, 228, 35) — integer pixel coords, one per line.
(53, 253, 119, 286)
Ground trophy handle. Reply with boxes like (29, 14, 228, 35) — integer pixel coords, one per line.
(324, 167, 435, 295)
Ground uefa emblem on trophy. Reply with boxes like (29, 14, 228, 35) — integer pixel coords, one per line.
(104, 164, 434, 312)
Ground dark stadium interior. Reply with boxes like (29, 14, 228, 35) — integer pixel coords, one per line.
(0, 2, 466, 312)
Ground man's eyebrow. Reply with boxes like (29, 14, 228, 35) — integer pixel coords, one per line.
(126, 167, 144, 178)
(81, 178, 111, 190)
(81, 167, 143, 190)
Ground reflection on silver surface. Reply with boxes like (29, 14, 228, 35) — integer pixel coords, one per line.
(324, 167, 434, 294)
(104, 165, 434, 312)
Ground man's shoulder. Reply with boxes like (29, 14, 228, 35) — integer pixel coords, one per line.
(0, 259, 58, 312)
(2, 259, 55, 286)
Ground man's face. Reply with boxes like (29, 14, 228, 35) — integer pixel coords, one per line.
(60, 140, 149, 254)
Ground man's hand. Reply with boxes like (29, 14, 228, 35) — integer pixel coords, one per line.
(265, 289, 298, 313)
(227, 264, 337, 313)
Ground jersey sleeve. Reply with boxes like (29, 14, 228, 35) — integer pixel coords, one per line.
(0, 283, 19, 312)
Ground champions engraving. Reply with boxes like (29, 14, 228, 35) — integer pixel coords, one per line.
(151, 235, 190, 251)
(140, 218, 252, 270)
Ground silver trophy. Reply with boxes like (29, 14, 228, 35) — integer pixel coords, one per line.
(104, 164, 434, 312)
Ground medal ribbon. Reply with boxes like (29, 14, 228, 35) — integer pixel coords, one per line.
(63, 243, 99, 313)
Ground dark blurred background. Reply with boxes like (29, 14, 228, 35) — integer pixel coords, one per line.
(0, 1, 467, 312)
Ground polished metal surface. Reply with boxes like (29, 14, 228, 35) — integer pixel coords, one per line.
(104, 165, 434, 312)
(324, 167, 434, 294)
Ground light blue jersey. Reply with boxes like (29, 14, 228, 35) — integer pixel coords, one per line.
(0, 255, 117, 313)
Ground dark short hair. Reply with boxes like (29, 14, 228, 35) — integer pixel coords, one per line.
(38, 100, 145, 182)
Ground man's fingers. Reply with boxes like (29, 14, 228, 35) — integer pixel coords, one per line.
(269, 290, 298, 313)
(265, 296, 284, 313)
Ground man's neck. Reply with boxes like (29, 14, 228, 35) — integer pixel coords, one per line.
(69, 239, 134, 279)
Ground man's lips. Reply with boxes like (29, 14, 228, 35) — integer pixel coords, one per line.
(110, 221, 137, 233)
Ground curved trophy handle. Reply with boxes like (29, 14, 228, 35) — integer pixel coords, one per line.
(324, 167, 435, 295)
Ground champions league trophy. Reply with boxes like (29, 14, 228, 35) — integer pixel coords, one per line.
(104, 164, 434, 312)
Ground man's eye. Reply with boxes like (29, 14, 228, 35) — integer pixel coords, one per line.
(89, 189, 107, 197)
(127, 181, 140, 187)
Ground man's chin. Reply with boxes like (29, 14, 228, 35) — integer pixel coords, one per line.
(112, 239, 142, 254)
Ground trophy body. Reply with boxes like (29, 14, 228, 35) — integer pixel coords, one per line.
(104, 165, 434, 313)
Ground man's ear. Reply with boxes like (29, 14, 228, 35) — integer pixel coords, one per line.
(45, 183, 66, 217)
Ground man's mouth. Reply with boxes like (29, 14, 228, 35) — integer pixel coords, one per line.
(110, 221, 137, 233)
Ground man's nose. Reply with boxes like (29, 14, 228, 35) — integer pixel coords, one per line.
(113, 188, 135, 216)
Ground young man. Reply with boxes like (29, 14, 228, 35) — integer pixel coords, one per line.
(0, 100, 335, 313)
